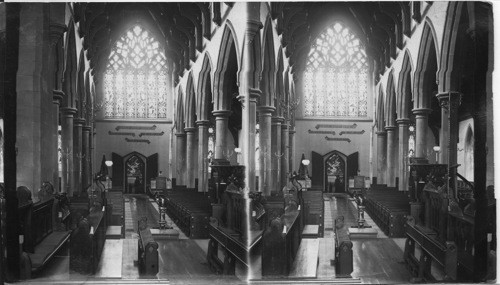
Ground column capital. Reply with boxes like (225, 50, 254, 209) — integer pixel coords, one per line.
(396, 118, 411, 125)
(289, 129, 296, 134)
(212, 110, 232, 117)
(385, 125, 397, 132)
(237, 88, 261, 103)
(376, 131, 387, 136)
(74, 118, 86, 127)
(412, 108, 432, 116)
(272, 116, 285, 124)
(281, 123, 289, 130)
(184, 127, 196, 133)
(61, 107, 77, 117)
(175, 132, 186, 137)
(195, 120, 210, 127)
(245, 20, 263, 38)
(436, 91, 462, 110)
(53, 90, 64, 105)
(257, 106, 275, 115)
(82, 125, 92, 132)
(50, 23, 67, 45)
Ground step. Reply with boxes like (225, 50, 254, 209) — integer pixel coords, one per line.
(95, 239, 123, 279)
(150, 228, 180, 240)
(289, 238, 320, 279)
(106, 226, 122, 239)
(302, 225, 319, 238)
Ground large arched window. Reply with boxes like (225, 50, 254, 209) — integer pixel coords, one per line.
(104, 25, 168, 119)
(304, 22, 368, 117)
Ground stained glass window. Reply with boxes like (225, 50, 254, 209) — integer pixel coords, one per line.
(104, 25, 168, 119)
(304, 22, 368, 117)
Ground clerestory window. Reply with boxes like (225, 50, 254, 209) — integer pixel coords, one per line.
(304, 22, 368, 117)
(104, 25, 168, 119)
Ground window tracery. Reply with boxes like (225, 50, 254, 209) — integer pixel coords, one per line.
(104, 25, 168, 119)
(304, 22, 368, 117)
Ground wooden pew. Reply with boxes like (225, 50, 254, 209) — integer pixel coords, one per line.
(364, 188, 409, 237)
(333, 216, 353, 277)
(69, 205, 107, 275)
(137, 218, 159, 276)
(17, 186, 71, 279)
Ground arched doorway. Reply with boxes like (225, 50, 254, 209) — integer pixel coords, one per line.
(325, 152, 346, 193)
(125, 154, 145, 194)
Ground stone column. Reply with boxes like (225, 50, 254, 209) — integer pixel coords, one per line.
(196, 120, 209, 192)
(385, 126, 397, 187)
(212, 110, 231, 161)
(52, 91, 63, 193)
(413, 108, 432, 159)
(271, 117, 283, 193)
(73, 117, 85, 196)
(185, 127, 197, 188)
(281, 122, 289, 188)
(82, 125, 91, 191)
(238, 89, 260, 193)
(376, 131, 387, 184)
(436, 92, 462, 196)
(257, 106, 275, 196)
(289, 128, 295, 173)
(61, 107, 77, 196)
(175, 132, 187, 185)
(397, 118, 410, 191)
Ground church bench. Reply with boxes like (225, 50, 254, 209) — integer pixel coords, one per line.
(364, 188, 410, 237)
(333, 216, 353, 277)
(17, 186, 71, 279)
(137, 218, 159, 276)
(69, 205, 107, 275)
(301, 190, 324, 237)
(164, 188, 211, 238)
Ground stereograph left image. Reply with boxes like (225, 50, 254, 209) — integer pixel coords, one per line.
(0, 1, 496, 284)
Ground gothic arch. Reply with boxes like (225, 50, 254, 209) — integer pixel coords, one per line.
(175, 87, 185, 133)
(385, 70, 397, 127)
(184, 72, 196, 128)
(260, 16, 276, 107)
(274, 47, 284, 117)
(63, 20, 78, 107)
(413, 19, 439, 110)
(77, 49, 85, 116)
(283, 67, 290, 120)
(213, 23, 239, 111)
(196, 53, 213, 121)
(240, 23, 262, 90)
(397, 50, 414, 119)
(376, 85, 385, 131)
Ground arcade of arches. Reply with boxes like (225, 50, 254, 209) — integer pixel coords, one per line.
(0, 2, 496, 284)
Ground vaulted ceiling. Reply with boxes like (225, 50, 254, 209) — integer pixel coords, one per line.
(74, 2, 414, 84)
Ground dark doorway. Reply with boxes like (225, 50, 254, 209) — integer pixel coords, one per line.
(325, 152, 346, 193)
(126, 155, 145, 194)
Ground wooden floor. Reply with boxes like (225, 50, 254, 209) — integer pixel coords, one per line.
(27, 193, 411, 284)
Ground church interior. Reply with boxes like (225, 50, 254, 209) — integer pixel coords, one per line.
(0, 1, 496, 284)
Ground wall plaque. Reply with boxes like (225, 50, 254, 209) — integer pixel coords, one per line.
(125, 138, 151, 144)
(325, 136, 351, 143)
(315, 123, 357, 129)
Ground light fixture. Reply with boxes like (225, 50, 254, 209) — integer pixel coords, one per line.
(235, 148, 241, 153)
(302, 159, 310, 166)
(105, 160, 113, 167)
(433, 146, 440, 164)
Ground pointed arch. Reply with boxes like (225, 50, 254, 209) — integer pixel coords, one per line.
(260, 17, 276, 107)
(397, 50, 414, 119)
(185, 72, 196, 128)
(413, 19, 439, 109)
(196, 53, 213, 121)
(376, 85, 385, 131)
(213, 23, 239, 111)
(77, 49, 86, 116)
(175, 87, 185, 133)
(63, 20, 78, 107)
(240, 24, 262, 90)
(274, 47, 284, 117)
(283, 67, 290, 120)
(437, 2, 468, 93)
(385, 70, 397, 127)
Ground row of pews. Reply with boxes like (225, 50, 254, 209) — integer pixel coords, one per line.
(163, 186, 211, 238)
(363, 185, 410, 237)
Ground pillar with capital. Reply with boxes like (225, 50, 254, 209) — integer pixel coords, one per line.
(271, 116, 283, 193)
(289, 128, 295, 174)
(175, 132, 187, 185)
(281, 122, 289, 188)
(385, 125, 397, 187)
(212, 110, 231, 163)
(396, 118, 411, 191)
(61, 107, 77, 196)
(196, 120, 210, 192)
(82, 125, 91, 191)
(376, 131, 387, 184)
(257, 106, 275, 196)
(52, 91, 63, 193)
(185, 126, 197, 188)
(73, 117, 85, 195)
(412, 108, 432, 161)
